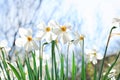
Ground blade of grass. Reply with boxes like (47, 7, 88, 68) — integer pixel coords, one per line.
(72, 52, 76, 80)
(31, 51, 38, 79)
(0, 61, 7, 79)
(51, 40, 57, 80)
(103, 51, 120, 80)
(98, 26, 116, 80)
(40, 56, 43, 80)
(1, 48, 11, 80)
(45, 61, 51, 80)
(60, 54, 64, 80)
(16, 57, 26, 80)
(7, 62, 21, 80)
(25, 58, 34, 80)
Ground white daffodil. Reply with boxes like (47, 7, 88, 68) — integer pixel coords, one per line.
(86, 49, 103, 65)
(107, 64, 116, 80)
(15, 28, 38, 51)
(36, 21, 57, 43)
(73, 32, 84, 45)
(53, 23, 72, 44)
(0, 40, 10, 58)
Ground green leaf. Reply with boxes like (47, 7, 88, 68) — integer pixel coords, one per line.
(16, 57, 26, 80)
(25, 58, 34, 80)
(72, 52, 76, 80)
(45, 61, 51, 80)
(7, 62, 21, 80)
(60, 54, 64, 80)
(1, 48, 11, 80)
(94, 65, 97, 80)
(31, 51, 38, 79)
(40, 56, 43, 80)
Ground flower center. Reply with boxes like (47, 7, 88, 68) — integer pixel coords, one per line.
(61, 26, 67, 32)
(79, 35, 84, 40)
(45, 27, 51, 32)
(93, 52, 97, 56)
(27, 36, 32, 42)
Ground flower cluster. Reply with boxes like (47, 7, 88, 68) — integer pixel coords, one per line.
(15, 20, 104, 65)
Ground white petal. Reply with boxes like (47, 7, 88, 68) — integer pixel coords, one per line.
(27, 28, 32, 36)
(24, 42, 32, 51)
(19, 28, 28, 37)
(0, 40, 8, 47)
(92, 59, 97, 65)
(32, 41, 38, 50)
(15, 38, 26, 47)
(96, 53, 103, 60)
(48, 20, 59, 28)
(37, 22, 45, 30)
(53, 28, 61, 35)
(62, 33, 71, 44)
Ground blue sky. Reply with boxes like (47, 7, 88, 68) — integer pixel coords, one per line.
(0, 0, 120, 55)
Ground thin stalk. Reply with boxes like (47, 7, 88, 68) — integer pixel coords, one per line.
(94, 65, 97, 80)
(81, 38, 86, 80)
(98, 26, 116, 80)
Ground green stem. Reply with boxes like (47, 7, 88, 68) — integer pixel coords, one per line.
(98, 26, 116, 80)
(94, 65, 97, 80)
(81, 38, 86, 80)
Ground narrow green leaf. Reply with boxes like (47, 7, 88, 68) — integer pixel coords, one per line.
(16, 57, 26, 80)
(94, 65, 97, 80)
(1, 49, 11, 80)
(25, 58, 34, 80)
(72, 52, 76, 80)
(31, 51, 37, 79)
(40, 56, 43, 80)
(60, 54, 64, 80)
(7, 62, 21, 80)
(45, 61, 51, 80)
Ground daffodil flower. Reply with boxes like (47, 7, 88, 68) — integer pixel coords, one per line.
(53, 23, 72, 44)
(73, 32, 84, 45)
(15, 28, 38, 51)
(36, 21, 57, 43)
(86, 49, 103, 65)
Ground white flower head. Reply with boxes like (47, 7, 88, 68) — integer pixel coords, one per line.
(36, 21, 57, 43)
(53, 23, 72, 44)
(86, 49, 103, 65)
(73, 31, 84, 45)
(15, 28, 38, 51)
